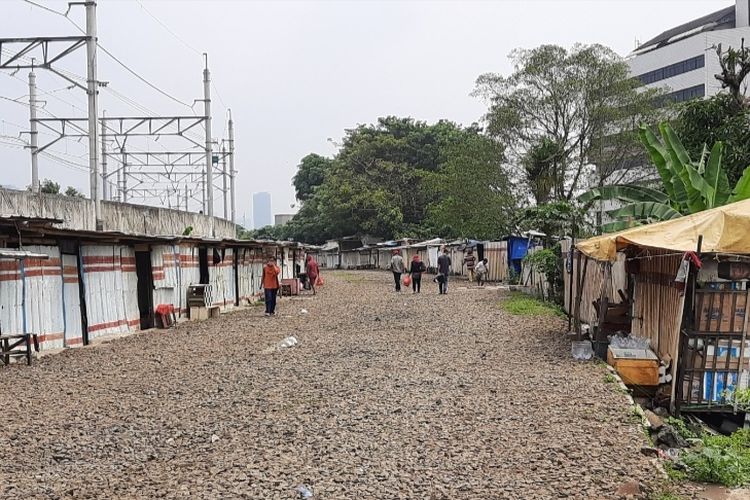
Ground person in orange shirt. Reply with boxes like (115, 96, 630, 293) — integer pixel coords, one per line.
(262, 255, 281, 316)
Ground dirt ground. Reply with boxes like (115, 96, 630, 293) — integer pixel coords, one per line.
(1, 271, 672, 499)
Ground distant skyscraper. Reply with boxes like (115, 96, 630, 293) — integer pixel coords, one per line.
(252, 192, 272, 229)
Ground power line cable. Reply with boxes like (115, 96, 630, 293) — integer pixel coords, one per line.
(135, 0, 201, 55)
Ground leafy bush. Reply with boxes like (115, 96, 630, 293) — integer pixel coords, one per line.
(664, 417, 698, 440)
(682, 429, 750, 487)
(523, 245, 564, 304)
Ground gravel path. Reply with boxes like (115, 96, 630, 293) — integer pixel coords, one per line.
(0, 271, 662, 499)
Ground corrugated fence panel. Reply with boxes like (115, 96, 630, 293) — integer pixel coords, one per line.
(207, 248, 235, 310)
(562, 240, 629, 326)
(24, 245, 64, 350)
(82, 245, 139, 340)
(0, 257, 22, 338)
(177, 245, 200, 317)
(483, 241, 508, 282)
(61, 253, 83, 347)
(151, 245, 173, 309)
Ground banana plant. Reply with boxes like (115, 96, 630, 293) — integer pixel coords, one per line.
(580, 122, 750, 232)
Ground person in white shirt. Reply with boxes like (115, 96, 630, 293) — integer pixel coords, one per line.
(475, 258, 488, 286)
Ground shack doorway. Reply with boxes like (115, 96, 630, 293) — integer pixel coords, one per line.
(198, 247, 209, 284)
(135, 250, 155, 330)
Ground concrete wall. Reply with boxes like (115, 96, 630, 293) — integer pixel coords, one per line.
(0, 188, 236, 238)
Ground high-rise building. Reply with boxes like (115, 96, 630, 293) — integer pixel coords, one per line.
(252, 192, 272, 229)
(629, 0, 749, 102)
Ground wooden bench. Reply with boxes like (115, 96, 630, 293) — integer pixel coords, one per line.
(0, 333, 39, 366)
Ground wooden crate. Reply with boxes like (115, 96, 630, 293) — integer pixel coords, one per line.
(607, 347, 659, 386)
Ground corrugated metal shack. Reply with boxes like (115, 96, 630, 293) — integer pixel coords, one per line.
(572, 200, 750, 414)
(0, 216, 303, 352)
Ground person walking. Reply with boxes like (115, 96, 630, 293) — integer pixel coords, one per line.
(408, 254, 427, 293)
(464, 249, 477, 283)
(387, 249, 405, 291)
(305, 254, 320, 295)
(437, 248, 452, 294)
(262, 255, 281, 316)
(475, 258, 489, 286)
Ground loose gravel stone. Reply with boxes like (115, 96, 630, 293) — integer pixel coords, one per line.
(0, 271, 669, 499)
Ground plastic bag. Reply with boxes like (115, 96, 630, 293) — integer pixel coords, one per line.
(571, 340, 594, 361)
(315, 275, 324, 286)
(403, 275, 412, 286)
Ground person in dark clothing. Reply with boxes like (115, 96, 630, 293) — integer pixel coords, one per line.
(408, 254, 427, 293)
(437, 248, 452, 294)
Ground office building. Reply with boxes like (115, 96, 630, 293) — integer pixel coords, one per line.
(252, 192, 272, 229)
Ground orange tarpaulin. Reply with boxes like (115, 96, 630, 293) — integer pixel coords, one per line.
(576, 198, 750, 262)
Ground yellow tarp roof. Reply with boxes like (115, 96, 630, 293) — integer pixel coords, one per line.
(576, 198, 750, 262)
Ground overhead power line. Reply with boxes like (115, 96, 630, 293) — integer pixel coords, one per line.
(135, 0, 201, 55)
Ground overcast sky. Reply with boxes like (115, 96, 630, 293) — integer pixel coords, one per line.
(0, 0, 733, 227)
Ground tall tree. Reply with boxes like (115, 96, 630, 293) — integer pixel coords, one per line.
(282, 117, 516, 243)
(473, 44, 662, 200)
(521, 138, 565, 204)
(426, 132, 515, 239)
(293, 153, 333, 201)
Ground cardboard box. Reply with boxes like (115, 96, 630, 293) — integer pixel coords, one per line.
(695, 292, 747, 332)
(704, 340, 750, 370)
(607, 347, 660, 386)
(189, 305, 220, 321)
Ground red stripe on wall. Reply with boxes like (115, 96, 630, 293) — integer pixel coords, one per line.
(65, 337, 83, 346)
(38, 332, 64, 343)
(88, 318, 140, 333)
(63, 278, 79, 284)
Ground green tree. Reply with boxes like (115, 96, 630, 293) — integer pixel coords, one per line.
(64, 186, 84, 198)
(40, 179, 60, 194)
(474, 44, 662, 200)
(522, 138, 565, 204)
(293, 153, 333, 201)
(674, 94, 750, 187)
(284, 117, 507, 243)
(581, 122, 750, 232)
(426, 132, 515, 239)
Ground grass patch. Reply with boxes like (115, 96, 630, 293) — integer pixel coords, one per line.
(339, 272, 365, 283)
(499, 293, 563, 317)
(681, 429, 750, 487)
(603, 373, 617, 384)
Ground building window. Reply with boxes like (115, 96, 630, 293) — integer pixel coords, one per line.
(654, 84, 705, 107)
(638, 55, 705, 85)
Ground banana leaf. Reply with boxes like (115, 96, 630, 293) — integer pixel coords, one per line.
(607, 202, 682, 221)
(704, 141, 730, 207)
(729, 166, 750, 203)
(578, 184, 669, 204)
(639, 125, 675, 201)
(601, 220, 641, 233)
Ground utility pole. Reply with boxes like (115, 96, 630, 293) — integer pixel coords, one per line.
(28, 67, 39, 194)
(222, 143, 228, 219)
(101, 110, 107, 201)
(85, 1, 102, 229)
(228, 109, 236, 224)
(203, 53, 213, 216)
(121, 146, 128, 202)
(185, 184, 189, 212)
